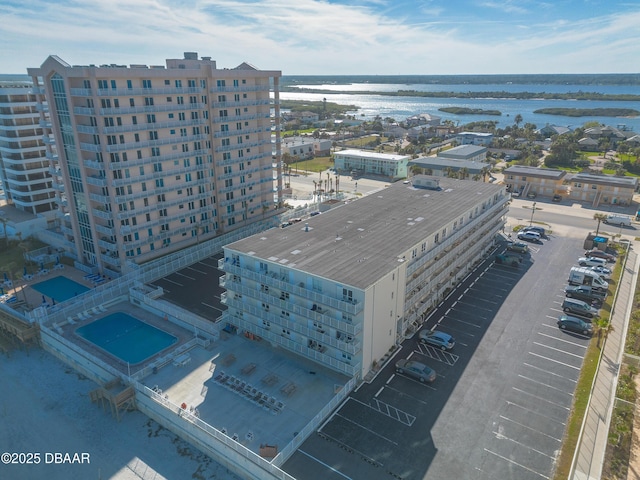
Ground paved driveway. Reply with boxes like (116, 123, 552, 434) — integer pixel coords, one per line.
(283, 233, 591, 480)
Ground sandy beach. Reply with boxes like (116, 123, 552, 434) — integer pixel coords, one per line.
(0, 348, 240, 480)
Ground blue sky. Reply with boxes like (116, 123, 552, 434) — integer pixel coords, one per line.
(1, 0, 638, 75)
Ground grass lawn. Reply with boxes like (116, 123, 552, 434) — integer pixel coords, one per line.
(290, 156, 333, 173)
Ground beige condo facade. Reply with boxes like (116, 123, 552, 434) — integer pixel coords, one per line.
(28, 53, 282, 277)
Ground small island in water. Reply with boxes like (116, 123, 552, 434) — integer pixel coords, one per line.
(533, 107, 639, 117)
(438, 107, 501, 116)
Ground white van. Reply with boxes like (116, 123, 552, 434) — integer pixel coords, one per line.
(568, 267, 608, 291)
(604, 214, 631, 227)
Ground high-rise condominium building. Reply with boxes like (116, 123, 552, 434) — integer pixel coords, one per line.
(0, 82, 56, 215)
(28, 53, 282, 277)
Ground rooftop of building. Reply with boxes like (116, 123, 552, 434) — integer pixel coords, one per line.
(408, 157, 488, 171)
(226, 177, 505, 290)
(439, 144, 487, 157)
(457, 131, 493, 137)
(503, 165, 567, 180)
(333, 149, 409, 162)
(570, 172, 639, 187)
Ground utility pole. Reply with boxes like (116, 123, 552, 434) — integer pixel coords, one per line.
(529, 202, 537, 226)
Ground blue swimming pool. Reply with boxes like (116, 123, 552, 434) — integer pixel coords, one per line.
(32, 276, 90, 303)
(76, 312, 178, 364)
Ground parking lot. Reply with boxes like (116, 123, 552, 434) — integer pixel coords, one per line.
(283, 232, 594, 480)
(150, 252, 226, 321)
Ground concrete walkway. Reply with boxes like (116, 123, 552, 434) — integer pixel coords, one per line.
(571, 242, 640, 480)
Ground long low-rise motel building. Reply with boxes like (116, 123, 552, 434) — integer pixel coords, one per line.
(219, 176, 509, 378)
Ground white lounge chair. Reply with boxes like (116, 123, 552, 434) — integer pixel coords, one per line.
(67, 317, 76, 325)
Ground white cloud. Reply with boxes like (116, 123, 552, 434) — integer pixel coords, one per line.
(0, 0, 638, 74)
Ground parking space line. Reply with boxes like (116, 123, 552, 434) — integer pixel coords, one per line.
(445, 317, 482, 329)
(523, 363, 577, 384)
(414, 345, 459, 366)
(375, 387, 384, 398)
(505, 400, 566, 426)
(383, 385, 430, 406)
(370, 398, 416, 426)
(512, 387, 570, 411)
(517, 374, 574, 396)
(198, 261, 218, 268)
(334, 413, 399, 445)
(201, 302, 222, 313)
(493, 429, 556, 459)
(536, 331, 588, 349)
(484, 449, 550, 479)
(298, 449, 353, 479)
(433, 323, 475, 339)
(528, 352, 581, 370)
(186, 266, 207, 274)
(532, 342, 585, 359)
(162, 278, 183, 287)
(499, 415, 562, 442)
(175, 271, 196, 280)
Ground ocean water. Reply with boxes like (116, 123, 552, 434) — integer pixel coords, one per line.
(282, 77, 640, 131)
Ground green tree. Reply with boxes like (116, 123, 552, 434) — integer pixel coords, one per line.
(514, 114, 523, 128)
(592, 317, 614, 349)
(593, 213, 608, 235)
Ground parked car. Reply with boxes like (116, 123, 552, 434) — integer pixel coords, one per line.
(395, 359, 437, 383)
(527, 192, 537, 199)
(522, 226, 546, 236)
(517, 231, 542, 243)
(578, 257, 607, 268)
(310, 211, 321, 216)
(495, 254, 522, 267)
(588, 265, 612, 279)
(280, 222, 292, 228)
(419, 330, 455, 351)
(506, 241, 529, 254)
(584, 249, 616, 263)
(561, 297, 599, 319)
(552, 195, 562, 202)
(557, 315, 593, 336)
(564, 285, 606, 307)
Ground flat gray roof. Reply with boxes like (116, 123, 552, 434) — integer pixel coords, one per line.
(227, 177, 504, 289)
(439, 145, 487, 158)
(570, 172, 638, 187)
(504, 165, 566, 180)
(408, 157, 487, 172)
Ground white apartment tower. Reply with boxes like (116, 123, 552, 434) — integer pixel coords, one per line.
(28, 53, 282, 277)
(0, 82, 57, 214)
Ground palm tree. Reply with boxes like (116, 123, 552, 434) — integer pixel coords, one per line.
(592, 316, 614, 349)
(593, 213, 608, 235)
(514, 114, 523, 128)
(459, 167, 469, 180)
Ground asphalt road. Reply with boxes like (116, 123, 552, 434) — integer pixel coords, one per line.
(283, 215, 596, 480)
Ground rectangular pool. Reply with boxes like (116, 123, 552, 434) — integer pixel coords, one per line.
(76, 312, 178, 364)
(32, 276, 90, 303)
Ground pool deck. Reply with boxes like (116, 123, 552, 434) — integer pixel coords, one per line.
(15, 266, 104, 310)
(54, 300, 196, 377)
(144, 332, 348, 455)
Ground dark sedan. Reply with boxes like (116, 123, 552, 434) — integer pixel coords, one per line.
(395, 359, 437, 383)
(557, 315, 593, 336)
